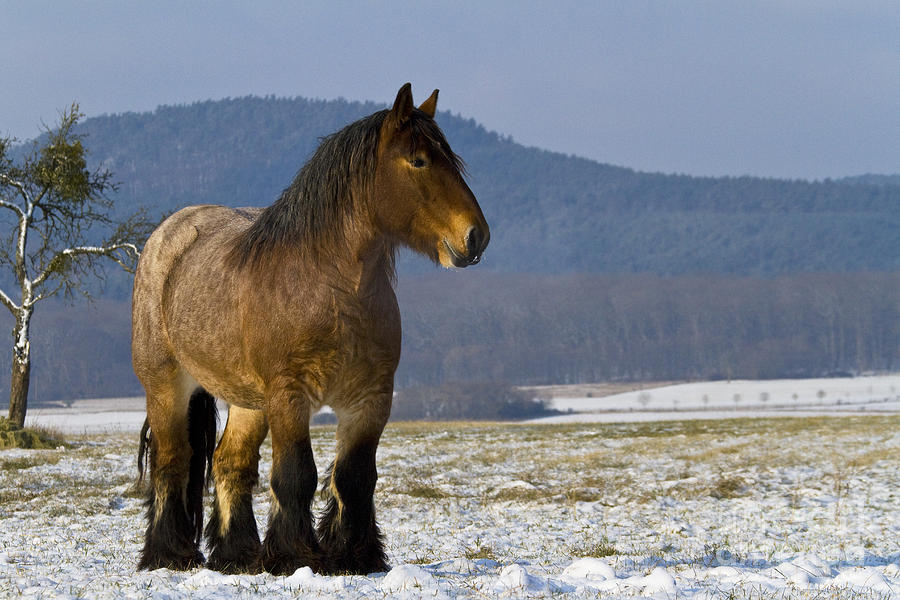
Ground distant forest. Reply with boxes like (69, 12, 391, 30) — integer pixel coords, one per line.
(1, 95, 898, 404)
(1, 272, 896, 405)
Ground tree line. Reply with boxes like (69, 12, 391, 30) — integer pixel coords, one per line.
(395, 271, 900, 386)
(1, 271, 896, 406)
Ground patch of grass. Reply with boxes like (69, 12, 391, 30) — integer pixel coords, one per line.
(1, 457, 37, 471)
(1, 455, 61, 471)
(705, 583, 892, 600)
(575, 450, 631, 471)
(0, 488, 41, 505)
(565, 488, 601, 502)
(122, 481, 148, 499)
(682, 441, 754, 463)
(711, 474, 747, 499)
(563, 475, 621, 503)
(692, 541, 745, 567)
(491, 485, 552, 502)
(44, 503, 76, 518)
(0, 417, 67, 449)
(408, 548, 441, 565)
(572, 537, 617, 558)
(665, 473, 749, 501)
(464, 543, 498, 561)
(404, 483, 448, 499)
(849, 446, 899, 468)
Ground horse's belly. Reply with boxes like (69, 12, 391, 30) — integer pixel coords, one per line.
(171, 348, 266, 410)
(203, 380, 265, 410)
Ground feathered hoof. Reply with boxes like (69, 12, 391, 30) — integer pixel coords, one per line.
(206, 551, 262, 575)
(319, 545, 389, 576)
(138, 548, 204, 571)
(257, 553, 320, 576)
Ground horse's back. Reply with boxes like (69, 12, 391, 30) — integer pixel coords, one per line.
(132, 205, 259, 380)
(135, 204, 255, 303)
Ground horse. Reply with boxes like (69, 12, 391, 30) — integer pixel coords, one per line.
(131, 83, 489, 575)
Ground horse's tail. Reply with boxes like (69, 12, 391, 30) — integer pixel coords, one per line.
(136, 389, 218, 546)
(186, 389, 219, 545)
(137, 417, 152, 485)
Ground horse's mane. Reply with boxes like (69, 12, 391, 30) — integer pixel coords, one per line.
(229, 108, 464, 268)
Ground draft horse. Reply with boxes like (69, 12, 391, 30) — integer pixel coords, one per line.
(132, 84, 489, 575)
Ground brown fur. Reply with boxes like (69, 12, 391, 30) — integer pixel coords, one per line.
(132, 84, 489, 574)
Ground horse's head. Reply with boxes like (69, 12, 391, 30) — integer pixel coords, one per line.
(374, 83, 490, 268)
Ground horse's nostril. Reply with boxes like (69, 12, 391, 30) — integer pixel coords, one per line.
(465, 226, 483, 258)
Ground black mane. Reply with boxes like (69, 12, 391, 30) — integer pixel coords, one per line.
(230, 108, 463, 267)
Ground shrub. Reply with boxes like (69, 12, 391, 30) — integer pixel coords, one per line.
(0, 417, 66, 449)
(391, 381, 559, 421)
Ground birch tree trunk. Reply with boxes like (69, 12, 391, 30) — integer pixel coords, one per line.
(8, 309, 33, 428)
(8, 355, 31, 428)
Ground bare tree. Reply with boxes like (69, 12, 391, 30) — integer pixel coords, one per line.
(0, 104, 153, 427)
(637, 392, 652, 409)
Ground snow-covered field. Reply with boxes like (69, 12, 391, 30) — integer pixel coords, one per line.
(2, 414, 899, 598)
(532, 375, 900, 424)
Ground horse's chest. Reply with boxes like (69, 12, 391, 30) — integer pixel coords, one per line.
(330, 305, 399, 366)
(293, 311, 397, 410)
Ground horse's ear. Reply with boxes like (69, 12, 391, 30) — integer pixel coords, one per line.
(389, 83, 414, 127)
(418, 89, 439, 119)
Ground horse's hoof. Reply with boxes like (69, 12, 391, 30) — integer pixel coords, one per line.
(206, 554, 262, 575)
(320, 553, 389, 576)
(138, 549, 204, 571)
(258, 553, 319, 576)
(206, 535, 262, 574)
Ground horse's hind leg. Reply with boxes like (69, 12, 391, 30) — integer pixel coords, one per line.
(318, 393, 391, 574)
(205, 405, 268, 573)
(258, 387, 321, 574)
(139, 371, 216, 570)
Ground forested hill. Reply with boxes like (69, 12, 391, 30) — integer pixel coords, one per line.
(76, 95, 900, 280)
(3, 95, 899, 403)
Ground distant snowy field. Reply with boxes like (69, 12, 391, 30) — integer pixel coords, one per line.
(531, 375, 900, 424)
(3, 406, 900, 598)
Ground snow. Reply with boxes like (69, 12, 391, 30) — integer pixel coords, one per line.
(23, 398, 226, 434)
(382, 564, 436, 592)
(563, 557, 616, 580)
(531, 374, 900, 424)
(3, 411, 900, 599)
(833, 567, 897, 595)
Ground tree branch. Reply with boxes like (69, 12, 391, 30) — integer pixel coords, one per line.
(0, 284, 19, 314)
(27, 279, 65, 306)
(0, 174, 28, 219)
(31, 242, 141, 292)
(0, 196, 25, 220)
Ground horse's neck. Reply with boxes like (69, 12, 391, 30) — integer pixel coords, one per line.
(348, 240, 395, 298)
(299, 231, 393, 300)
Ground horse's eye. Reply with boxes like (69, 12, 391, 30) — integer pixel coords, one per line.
(410, 158, 427, 168)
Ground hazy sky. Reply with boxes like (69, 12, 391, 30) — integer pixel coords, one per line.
(3, 1, 899, 180)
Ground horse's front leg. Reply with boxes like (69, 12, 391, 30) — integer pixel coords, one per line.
(318, 391, 391, 575)
(258, 387, 321, 574)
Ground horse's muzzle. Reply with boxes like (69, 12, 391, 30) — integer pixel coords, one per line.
(446, 226, 489, 267)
